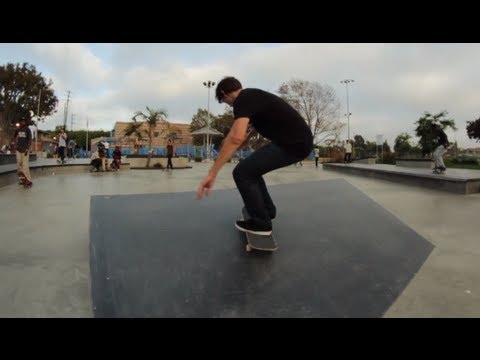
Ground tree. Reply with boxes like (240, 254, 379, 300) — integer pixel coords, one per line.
(382, 140, 391, 153)
(189, 108, 215, 146)
(466, 117, 480, 142)
(365, 141, 377, 156)
(394, 132, 413, 155)
(353, 135, 366, 150)
(414, 111, 456, 156)
(210, 108, 234, 149)
(0, 62, 58, 140)
(277, 79, 344, 145)
(123, 122, 144, 154)
(129, 106, 169, 167)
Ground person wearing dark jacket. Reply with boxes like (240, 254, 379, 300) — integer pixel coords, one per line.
(166, 139, 174, 170)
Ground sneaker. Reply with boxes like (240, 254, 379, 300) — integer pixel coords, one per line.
(235, 220, 272, 236)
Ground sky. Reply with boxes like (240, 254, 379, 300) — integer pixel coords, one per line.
(1, 43, 479, 149)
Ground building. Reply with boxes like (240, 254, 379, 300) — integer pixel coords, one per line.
(91, 121, 194, 153)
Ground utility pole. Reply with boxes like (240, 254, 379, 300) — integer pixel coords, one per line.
(63, 90, 71, 130)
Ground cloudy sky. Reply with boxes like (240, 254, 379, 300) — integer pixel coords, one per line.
(1, 43, 479, 148)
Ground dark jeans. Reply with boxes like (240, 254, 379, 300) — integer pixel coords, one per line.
(58, 146, 66, 162)
(167, 156, 173, 169)
(344, 152, 351, 163)
(90, 158, 102, 170)
(232, 143, 304, 228)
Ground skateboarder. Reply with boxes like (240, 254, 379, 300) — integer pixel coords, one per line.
(12, 113, 33, 187)
(344, 140, 352, 163)
(197, 76, 313, 236)
(432, 124, 449, 173)
(57, 128, 67, 164)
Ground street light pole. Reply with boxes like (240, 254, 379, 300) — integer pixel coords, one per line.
(340, 79, 354, 142)
(203, 80, 215, 161)
(36, 88, 41, 154)
(86, 117, 89, 154)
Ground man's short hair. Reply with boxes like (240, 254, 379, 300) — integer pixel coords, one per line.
(215, 76, 242, 103)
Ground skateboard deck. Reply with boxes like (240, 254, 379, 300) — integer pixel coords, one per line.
(17, 170, 32, 188)
(241, 207, 278, 252)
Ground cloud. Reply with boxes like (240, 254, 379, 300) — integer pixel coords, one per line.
(2, 43, 479, 148)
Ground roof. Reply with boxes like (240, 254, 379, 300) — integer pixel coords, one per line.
(190, 126, 224, 136)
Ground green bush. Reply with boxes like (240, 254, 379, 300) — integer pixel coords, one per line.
(452, 155, 479, 165)
(194, 156, 203, 162)
(376, 151, 396, 164)
(153, 162, 164, 169)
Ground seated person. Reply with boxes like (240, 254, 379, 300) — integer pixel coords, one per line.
(89, 149, 105, 172)
(110, 146, 122, 171)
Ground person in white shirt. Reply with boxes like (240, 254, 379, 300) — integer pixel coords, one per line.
(57, 128, 67, 164)
(89, 148, 105, 172)
(344, 140, 352, 164)
(102, 139, 110, 169)
(314, 147, 320, 167)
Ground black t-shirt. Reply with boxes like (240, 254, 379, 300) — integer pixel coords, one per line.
(166, 144, 174, 157)
(14, 126, 32, 152)
(233, 88, 313, 158)
(436, 128, 448, 146)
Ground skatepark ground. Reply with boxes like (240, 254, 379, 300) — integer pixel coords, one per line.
(0, 161, 479, 317)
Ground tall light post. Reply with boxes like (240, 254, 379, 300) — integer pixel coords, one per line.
(86, 117, 89, 155)
(203, 80, 215, 161)
(340, 79, 354, 142)
(35, 88, 41, 154)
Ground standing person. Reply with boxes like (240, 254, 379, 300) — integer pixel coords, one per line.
(314, 146, 320, 168)
(57, 128, 67, 164)
(432, 124, 449, 173)
(166, 139, 174, 170)
(67, 138, 76, 162)
(197, 76, 313, 235)
(344, 140, 352, 164)
(12, 114, 33, 187)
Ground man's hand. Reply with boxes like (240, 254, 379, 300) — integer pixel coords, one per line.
(197, 173, 216, 200)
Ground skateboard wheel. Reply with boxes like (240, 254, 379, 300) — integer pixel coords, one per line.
(246, 244, 252, 252)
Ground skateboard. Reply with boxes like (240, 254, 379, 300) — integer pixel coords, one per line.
(433, 167, 446, 174)
(240, 207, 278, 252)
(17, 170, 32, 188)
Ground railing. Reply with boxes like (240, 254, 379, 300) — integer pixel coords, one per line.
(118, 145, 317, 161)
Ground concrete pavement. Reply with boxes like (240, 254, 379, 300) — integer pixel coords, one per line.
(0, 162, 479, 317)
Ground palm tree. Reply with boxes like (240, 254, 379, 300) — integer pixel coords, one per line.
(130, 106, 169, 167)
(123, 122, 143, 154)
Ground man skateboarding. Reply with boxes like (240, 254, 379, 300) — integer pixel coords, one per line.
(197, 76, 313, 236)
(432, 124, 449, 174)
(12, 113, 33, 188)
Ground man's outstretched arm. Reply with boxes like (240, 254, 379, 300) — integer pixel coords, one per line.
(197, 117, 250, 199)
